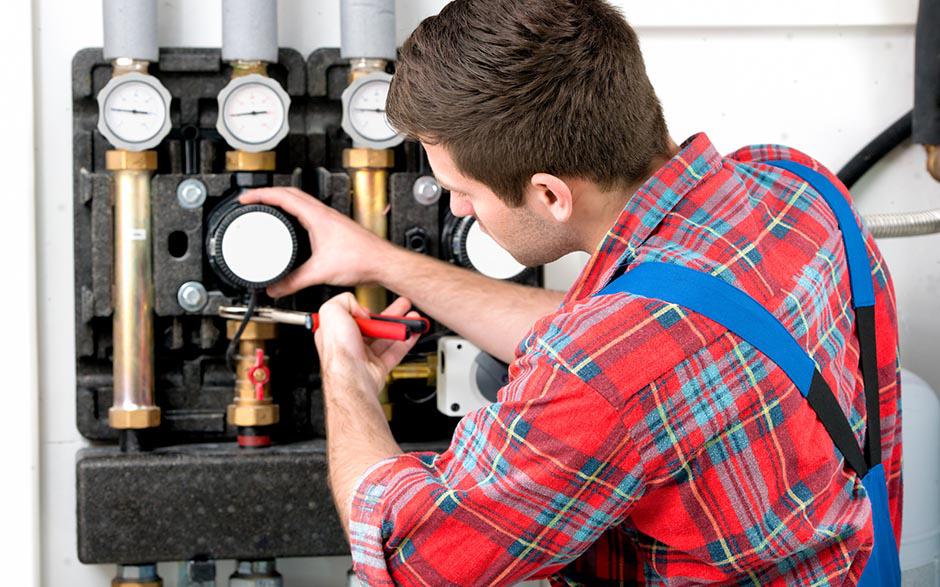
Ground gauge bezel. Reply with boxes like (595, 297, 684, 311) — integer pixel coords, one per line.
(96, 72, 173, 151)
(216, 73, 292, 153)
(340, 71, 404, 150)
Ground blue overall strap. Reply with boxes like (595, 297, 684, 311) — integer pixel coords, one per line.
(761, 161, 896, 586)
(766, 161, 881, 467)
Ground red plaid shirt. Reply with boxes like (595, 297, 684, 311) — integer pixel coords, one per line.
(348, 133, 902, 585)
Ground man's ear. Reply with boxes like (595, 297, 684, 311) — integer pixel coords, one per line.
(528, 173, 573, 223)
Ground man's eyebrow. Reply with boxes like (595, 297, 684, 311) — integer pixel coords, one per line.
(435, 178, 456, 192)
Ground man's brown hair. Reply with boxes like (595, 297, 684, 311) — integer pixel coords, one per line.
(386, 0, 670, 206)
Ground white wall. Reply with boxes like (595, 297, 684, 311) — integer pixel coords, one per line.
(0, 0, 39, 585)
(29, 1, 936, 585)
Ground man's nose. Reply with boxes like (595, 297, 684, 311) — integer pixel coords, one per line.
(450, 194, 473, 218)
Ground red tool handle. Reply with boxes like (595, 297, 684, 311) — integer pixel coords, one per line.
(310, 314, 426, 341)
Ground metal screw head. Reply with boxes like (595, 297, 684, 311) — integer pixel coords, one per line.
(177, 178, 208, 209)
(177, 281, 209, 312)
(412, 176, 441, 206)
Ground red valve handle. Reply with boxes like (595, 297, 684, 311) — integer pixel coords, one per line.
(247, 348, 270, 401)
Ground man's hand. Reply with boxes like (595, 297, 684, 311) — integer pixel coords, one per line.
(315, 292, 418, 535)
(314, 292, 421, 396)
(239, 187, 391, 297)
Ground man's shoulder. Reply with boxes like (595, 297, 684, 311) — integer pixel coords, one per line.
(517, 290, 728, 406)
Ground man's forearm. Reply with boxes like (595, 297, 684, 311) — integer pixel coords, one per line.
(374, 246, 563, 363)
(324, 373, 401, 535)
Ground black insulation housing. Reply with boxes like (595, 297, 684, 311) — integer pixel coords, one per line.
(72, 47, 540, 564)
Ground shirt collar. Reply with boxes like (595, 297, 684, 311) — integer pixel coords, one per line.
(565, 132, 723, 302)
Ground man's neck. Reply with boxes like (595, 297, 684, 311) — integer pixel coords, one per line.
(577, 144, 679, 253)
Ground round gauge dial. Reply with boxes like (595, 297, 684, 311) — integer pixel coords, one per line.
(216, 74, 291, 152)
(443, 214, 527, 280)
(96, 72, 172, 151)
(207, 203, 298, 290)
(341, 72, 404, 150)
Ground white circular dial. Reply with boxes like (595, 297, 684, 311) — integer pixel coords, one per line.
(222, 211, 295, 284)
(341, 72, 404, 149)
(465, 221, 527, 280)
(97, 72, 172, 151)
(216, 74, 291, 152)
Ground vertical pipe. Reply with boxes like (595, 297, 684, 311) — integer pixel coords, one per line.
(103, 0, 158, 63)
(340, 0, 396, 61)
(222, 0, 278, 64)
(109, 152, 160, 430)
(346, 156, 393, 312)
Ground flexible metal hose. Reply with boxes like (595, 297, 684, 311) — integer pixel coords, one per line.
(863, 210, 940, 238)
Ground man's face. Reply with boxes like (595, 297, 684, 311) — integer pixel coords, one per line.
(423, 142, 573, 267)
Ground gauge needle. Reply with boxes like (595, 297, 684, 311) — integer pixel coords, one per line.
(230, 110, 271, 117)
(110, 107, 154, 115)
(354, 107, 386, 113)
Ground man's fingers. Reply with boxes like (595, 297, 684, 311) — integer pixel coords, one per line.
(239, 187, 317, 230)
(267, 259, 317, 297)
(377, 333, 421, 373)
(325, 292, 370, 319)
(380, 296, 413, 318)
(370, 310, 421, 360)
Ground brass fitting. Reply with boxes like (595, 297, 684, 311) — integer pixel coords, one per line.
(349, 58, 388, 82)
(231, 60, 268, 78)
(927, 145, 940, 183)
(110, 407, 161, 430)
(226, 320, 280, 428)
(113, 580, 161, 587)
(106, 150, 158, 171)
(388, 353, 438, 387)
(110, 57, 149, 77)
(112, 564, 161, 587)
(343, 148, 394, 169)
(225, 150, 276, 172)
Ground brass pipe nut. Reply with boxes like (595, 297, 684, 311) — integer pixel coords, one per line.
(109, 406, 161, 429)
(106, 150, 158, 171)
(227, 403, 280, 427)
(225, 150, 276, 171)
(343, 148, 394, 169)
(231, 60, 268, 78)
(226, 319, 277, 340)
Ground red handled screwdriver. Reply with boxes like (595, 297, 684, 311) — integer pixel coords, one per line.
(219, 306, 430, 341)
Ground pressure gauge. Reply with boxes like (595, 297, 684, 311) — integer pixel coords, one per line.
(96, 72, 172, 151)
(216, 74, 291, 152)
(442, 214, 527, 280)
(341, 71, 404, 150)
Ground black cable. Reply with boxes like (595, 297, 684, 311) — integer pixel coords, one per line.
(226, 289, 259, 372)
(836, 110, 912, 189)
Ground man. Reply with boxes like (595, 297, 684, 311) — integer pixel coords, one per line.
(242, 0, 902, 584)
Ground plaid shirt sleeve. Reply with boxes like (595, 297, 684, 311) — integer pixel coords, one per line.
(347, 330, 649, 586)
